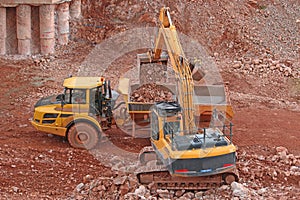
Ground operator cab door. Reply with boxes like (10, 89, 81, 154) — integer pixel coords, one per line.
(151, 110, 160, 142)
(150, 110, 167, 150)
(89, 86, 103, 116)
(62, 88, 89, 113)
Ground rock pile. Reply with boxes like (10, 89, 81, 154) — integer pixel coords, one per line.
(239, 146, 300, 182)
(130, 83, 174, 103)
(237, 146, 300, 199)
(139, 62, 168, 85)
(69, 146, 300, 199)
(70, 174, 139, 199)
(231, 55, 299, 78)
(68, 155, 140, 200)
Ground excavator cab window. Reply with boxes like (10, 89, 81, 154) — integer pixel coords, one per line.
(151, 111, 159, 140)
(163, 121, 180, 138)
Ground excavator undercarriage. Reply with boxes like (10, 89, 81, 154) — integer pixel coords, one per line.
(136, 146, 239, 191)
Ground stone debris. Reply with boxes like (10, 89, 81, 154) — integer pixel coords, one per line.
(182, 192, 194, 199)
(231, 182, 250, 199)
(75, 183, 84, 192)
(257, 187, 267, 196)
(82, 174, 93, 183)
(113, 176, 127, 185)
(134, 185, 146, 197)
(156, 189, 171, 199)
(130, 83, 174, 103)
(175, 189, 185, 197)
(231, 56, 299, 78)
(12, 186, 19, 193)
(139, 62, 168, 85)
(68, 146, 300, 199)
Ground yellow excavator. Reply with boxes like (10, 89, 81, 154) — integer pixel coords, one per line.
(136, 7, 238, 189)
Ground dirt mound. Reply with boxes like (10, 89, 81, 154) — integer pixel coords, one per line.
(75, 0, 299, 60)
(71, 0, 299, 82)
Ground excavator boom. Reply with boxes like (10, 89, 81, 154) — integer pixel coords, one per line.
(150, 7, 196, 133)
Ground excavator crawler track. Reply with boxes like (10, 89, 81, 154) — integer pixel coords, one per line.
(135, 160, 226, 190)
(136, 146, 239, 190)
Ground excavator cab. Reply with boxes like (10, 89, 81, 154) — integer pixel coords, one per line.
(150, 101, 182, 141)
(150, 101, 237, 176)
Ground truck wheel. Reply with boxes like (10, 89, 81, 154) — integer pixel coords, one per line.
(67, 122, 99, 149)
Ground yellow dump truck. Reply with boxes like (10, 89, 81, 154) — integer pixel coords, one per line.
(31, 76, 118, 149)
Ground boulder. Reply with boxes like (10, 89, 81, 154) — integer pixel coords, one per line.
(113, 176, 127, 185)
(156, 189, 172, 199)
(231, 182, 250, 199)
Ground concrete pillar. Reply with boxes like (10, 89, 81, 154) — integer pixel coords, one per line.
(57, 2, 69, 45)
(70, 0, 81, 19)
(39, 4, 55, 55)
(17, 5, 31, 55)
(31, 6, 41, 54)
(0, 7, 6, 55)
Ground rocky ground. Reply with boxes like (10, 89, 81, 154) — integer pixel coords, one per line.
(0, 0, 299, 199)
(69, 145, 300, 200)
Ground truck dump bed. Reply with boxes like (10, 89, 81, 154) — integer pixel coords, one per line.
(117, 77, 233, 137)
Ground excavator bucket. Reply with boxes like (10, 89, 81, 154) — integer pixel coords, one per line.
(137, 52, 168, 65)
(137, 52, 205, 82)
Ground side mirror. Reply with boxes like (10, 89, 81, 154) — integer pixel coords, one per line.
(57, 94, 66, 107)
(61, 100, 66, 108)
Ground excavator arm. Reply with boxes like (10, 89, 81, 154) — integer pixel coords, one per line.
(151, 7, 196, 133)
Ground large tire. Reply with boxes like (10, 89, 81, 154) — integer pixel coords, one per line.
(67, 122, 100, 149)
